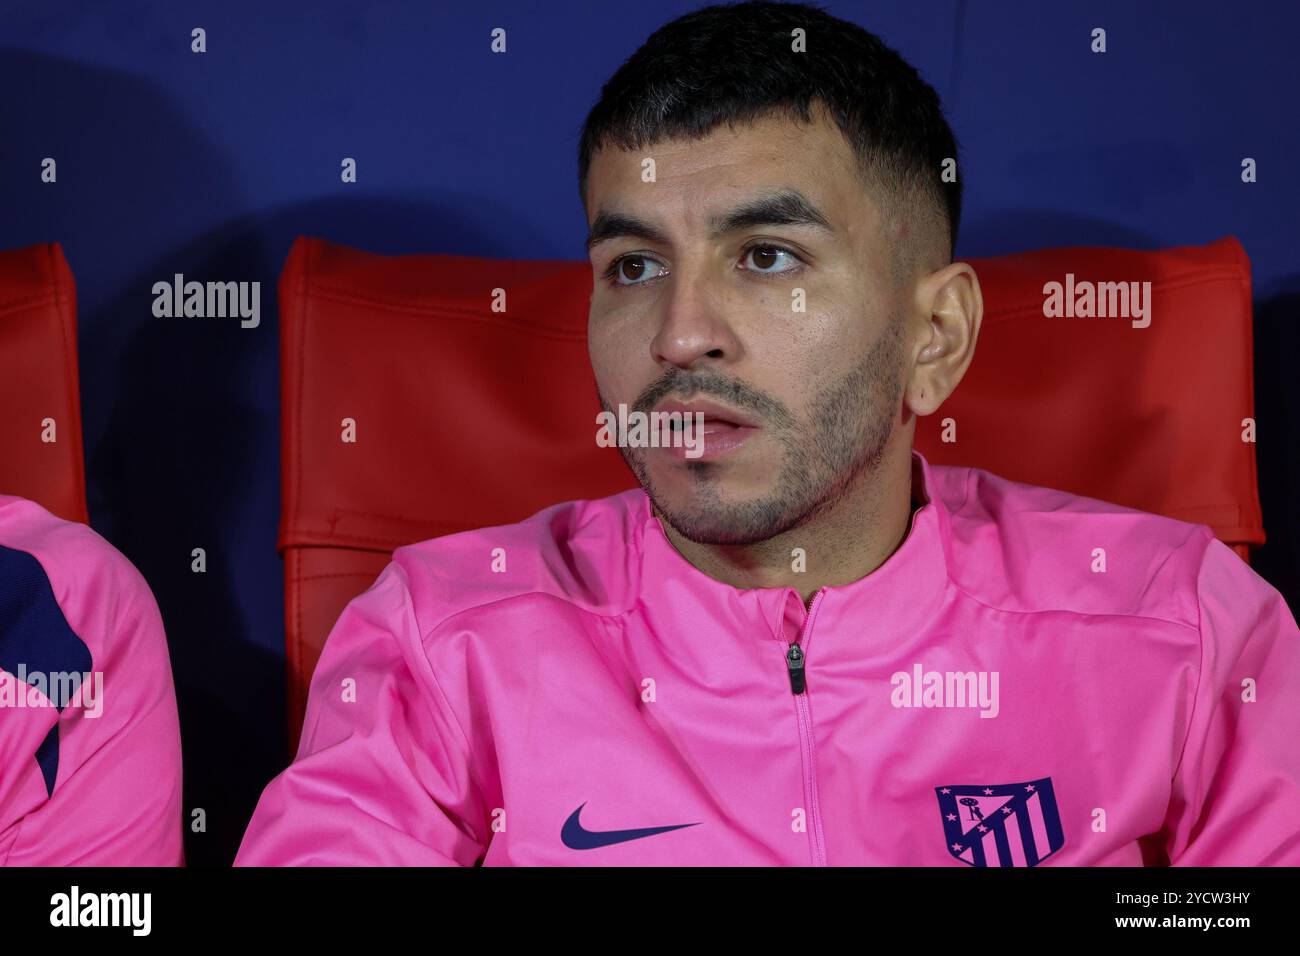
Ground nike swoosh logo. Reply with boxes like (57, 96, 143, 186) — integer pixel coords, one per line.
(561, 802, 701, 849)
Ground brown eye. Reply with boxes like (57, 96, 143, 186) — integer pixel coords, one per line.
(743, 244, 802, 275)
(619, 256, 648, 282)
(610, 255, 667, 286)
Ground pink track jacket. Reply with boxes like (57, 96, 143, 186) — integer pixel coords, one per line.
(237, 449, 1300, 866)
(0, 495, 184, 865)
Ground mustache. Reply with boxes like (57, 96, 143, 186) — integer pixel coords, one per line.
(629, 370, 793, 426)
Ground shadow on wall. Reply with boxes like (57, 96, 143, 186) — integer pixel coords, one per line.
(1252, 286, 1300, 610)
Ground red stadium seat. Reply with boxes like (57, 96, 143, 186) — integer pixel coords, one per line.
(0, 243, 89, 524)
(277, 235, 1264, 750)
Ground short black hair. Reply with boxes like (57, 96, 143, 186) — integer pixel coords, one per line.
(577, 0, 963, 274)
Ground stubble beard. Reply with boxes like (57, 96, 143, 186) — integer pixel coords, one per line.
(620, 312, 906, 546)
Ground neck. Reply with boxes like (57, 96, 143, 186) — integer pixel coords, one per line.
(656, 444, 920, 607)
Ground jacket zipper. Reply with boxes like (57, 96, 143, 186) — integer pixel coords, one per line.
(785, 588, 827, 867)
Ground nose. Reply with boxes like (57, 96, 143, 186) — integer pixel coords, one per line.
(648, 273, 742, 371)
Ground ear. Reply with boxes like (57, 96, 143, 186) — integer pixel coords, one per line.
(904, 261, 983, 417)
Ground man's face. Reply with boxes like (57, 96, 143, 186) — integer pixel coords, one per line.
(585, 106, 910, 546)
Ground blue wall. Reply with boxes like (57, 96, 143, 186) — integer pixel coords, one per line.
(3, 0, 1297, 865)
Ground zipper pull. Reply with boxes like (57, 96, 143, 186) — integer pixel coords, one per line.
(786, 642, 806, 695)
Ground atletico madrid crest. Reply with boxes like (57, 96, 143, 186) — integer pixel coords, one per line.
(936, 776, 1065, 866)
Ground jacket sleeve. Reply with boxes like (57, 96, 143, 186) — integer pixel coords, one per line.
(0, 508, 184, 866)
(1164, 533, 1300, 865)
(235, 559, 489, 866)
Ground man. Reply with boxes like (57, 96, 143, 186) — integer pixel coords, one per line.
(237, 1, 1300, 866)
(0, 494, 184, 865)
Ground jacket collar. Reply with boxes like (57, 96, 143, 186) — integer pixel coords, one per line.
(634, 447, 953, 644)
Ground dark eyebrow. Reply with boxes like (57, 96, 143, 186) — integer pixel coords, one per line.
(585, 189, 834, 251)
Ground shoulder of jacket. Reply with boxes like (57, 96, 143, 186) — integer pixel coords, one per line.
(935, 464, 1213, 628)
(0, 494, 165, 666)
(386, 488, 646, 635)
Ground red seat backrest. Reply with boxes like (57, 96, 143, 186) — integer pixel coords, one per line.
(0, 243, 89, 524)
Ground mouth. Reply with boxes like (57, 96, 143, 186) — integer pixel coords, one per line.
(650, 398, 760, 461)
